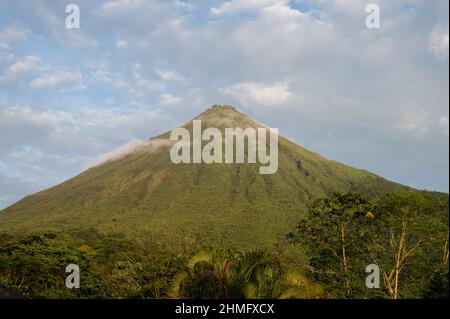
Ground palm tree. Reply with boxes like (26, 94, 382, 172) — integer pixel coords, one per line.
(234, 251, 285, 298)
(169, 250, 237, 298)
(170, 249, 299, 299)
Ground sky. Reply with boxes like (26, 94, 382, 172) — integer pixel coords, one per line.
(0, 0, 448, 209)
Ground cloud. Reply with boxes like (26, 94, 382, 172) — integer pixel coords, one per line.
(6, 56, 45, 75)
(156, 69, 187, 82)
(85, 139, 146, 168)
(92, 0, 175, 35)
(220, 82, 291, 108)
(160, 93, 181, 107)
(116, 40, 128, 48)
(13, 1, 98, 50)
(174, 1, 192, 10)
(30, 69, 85, 90)
(0, 104, 177, 208)
(438, 116, 449, 134)
(429, 24, 449, 59)
(90, 69, 114, 83)
(0, 106, 78, 157)
(101, 0, 145, 11)
(0, 28, 27, 49)
(393, 109, 431, 134)
(0, 56, 46, 89)
(211, 0, 289, 15)
(0, 0, 448, 204)
(0, 105, 170, 160)
(85, 138, 173, 168)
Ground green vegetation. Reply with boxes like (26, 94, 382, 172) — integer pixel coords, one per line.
(0, 191, 447, 299)
(289, 191, 449, 299)
(170, 249, 323, 299)
(0, 106, 407, 251)
(0, 106, 447, 299)
(0, 231, 185, 298)
(0, 232, 325, 299)
(288, 193, 375, 298)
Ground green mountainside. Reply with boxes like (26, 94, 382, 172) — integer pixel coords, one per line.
(0, 105, 409, 250)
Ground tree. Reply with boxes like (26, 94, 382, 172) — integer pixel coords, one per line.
(170, 249, 294, 299)
(371, 191, 449, 299)
(169, 250, 237, 299)
(288, 193, 374, 298)
(373, 207, 419, 299)
(234, 251, 285, 298)
(0, 233, 106, 298)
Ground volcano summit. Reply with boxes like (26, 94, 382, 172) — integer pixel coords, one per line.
(0, 105, 408, 249)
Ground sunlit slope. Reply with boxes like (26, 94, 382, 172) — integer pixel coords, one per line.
(0, 105, 408, 249)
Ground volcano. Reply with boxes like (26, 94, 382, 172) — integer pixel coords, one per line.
(0, 105, 408, 250)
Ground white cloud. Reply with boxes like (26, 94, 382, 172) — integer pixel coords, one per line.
(7, 56, 45, 75)
(220, 82, 291, 107)
(429, 24, 449, 59)
(394, 110, 431, 134)
(438, 116, 449, 134)
(0, 106, 74, 142)
(0, 106, 63, 126)
(87, 64, 179, 108)
(438, 115, 449, 125)
(85, 139, 146, 168)
(0, 105, 172, 178)
(101, 0, 145, 11)
(30, 70, 84, 90)
(211, 0, 289, 15)
(156, 69, 187, 82)
(0, 56, 46, 88)
(0, 28, 26, 49)
(260, 2, 303, 21)
(85, 138, 173, 168)
(174, 1, 192, 10)
(17, 1, 98, 49)
(93, 0, 173, 35)
(0, 0, 448, 199)
(90, 69, 114, 83)
(160, 93, 181, 107)
(116, 40, 128, 48)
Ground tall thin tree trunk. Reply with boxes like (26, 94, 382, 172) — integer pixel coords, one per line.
(341, 225, 351, 296)
(393, 218, 407, 299)
(443, 237, 449, 264)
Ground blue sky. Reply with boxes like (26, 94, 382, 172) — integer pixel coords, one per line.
(0, 0, 448, 208)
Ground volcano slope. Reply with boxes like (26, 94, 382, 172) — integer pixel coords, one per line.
(0, 105, 408, 250)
